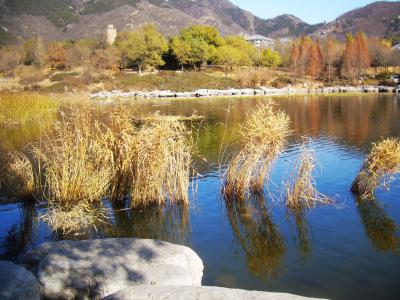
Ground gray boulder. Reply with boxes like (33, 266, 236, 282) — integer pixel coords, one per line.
(0, 260, 40, 300)
(103, 286, 325, 300)
(21, 238, 203, 300)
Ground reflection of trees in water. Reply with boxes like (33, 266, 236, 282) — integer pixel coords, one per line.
(225, 195, 285, 279)
(100, 201, 190, 245)
(355, 197, 399, 254)
(0, 203, 36, 261)
(287, 208, 312, 262)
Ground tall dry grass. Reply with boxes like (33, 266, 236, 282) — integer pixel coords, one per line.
(285, 144, 330, 210)
(223, 103, 290, 199)
(1, 105, 194, 233)
(32, 107, 113, 233)
(102, 107, 138, 202)
(130, 117, 193, 207)
(0, 93, 56, 126)
(0, 148, 36, 200)
(352, 138, 400, 198)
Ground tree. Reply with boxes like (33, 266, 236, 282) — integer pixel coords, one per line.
(116, 25, 168, 74)
(341, 33, 356, 81)
(354, 32, 370, 77)
(179, 25, 224, 70)
(91, 46, 120, 71)
(65, 39, 94, 68)
(290, 41, 299, 79)
(21, 39, 35, 65)
(260, 48, 281, 69)
(324, 36, 338, 83)
(170, 37, 191, 71)
(47, 42, 67, 70)
(0, 46, 21, 77)
(33, 37, 46, 67)
(298, 35, 311, 79)
(214, 45, 242, 77)
(369, 38, 398, 72)
(307, 39, 323, 80)
(225, 35, 258, 66)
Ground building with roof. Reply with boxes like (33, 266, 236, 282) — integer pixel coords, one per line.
(244, 35, 276, 49)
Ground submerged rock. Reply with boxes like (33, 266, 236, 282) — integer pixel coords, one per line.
(104, 286, 325, 300)
(20, 238, 203, 300)
(0, 260, 40, 300)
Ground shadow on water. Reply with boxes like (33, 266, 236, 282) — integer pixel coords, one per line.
(224, 194, 285, 279)
(0, 203, 36, 261)
(354, 196, 399, 254)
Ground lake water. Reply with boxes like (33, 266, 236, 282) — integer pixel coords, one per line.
(1, 94, 400, 299)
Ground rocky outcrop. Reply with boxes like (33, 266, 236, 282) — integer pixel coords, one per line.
(20, 238, 203, 300)
(104, 286, 325, 300)
(0, 260, 40, 300)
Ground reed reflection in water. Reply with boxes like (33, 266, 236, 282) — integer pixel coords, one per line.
(0, 203, 36, 261)
(355, 196, 399, 254)
(100, 201, 190, 245)
(224, 194, 285, 279)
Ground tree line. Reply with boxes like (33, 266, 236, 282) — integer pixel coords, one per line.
(0, 25, 281, 77)
(289, 32, 400, 83)
(0, 24, 399, 82)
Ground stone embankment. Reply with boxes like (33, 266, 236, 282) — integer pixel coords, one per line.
(1, 238, 324, 300)
(90, 86, 396, 100)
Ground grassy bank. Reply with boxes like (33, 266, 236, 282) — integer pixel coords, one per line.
(0, 93, 57, 126)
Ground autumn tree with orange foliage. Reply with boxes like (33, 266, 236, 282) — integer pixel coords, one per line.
(323, 36, 339, 83)
(307, 39, 324, 80)
(298, 35, 310, 79)
(290, 41, 299, 81)
(341, 33, 357, 81)
(354, 32, 370, 77)
(47, 43, 67, 70)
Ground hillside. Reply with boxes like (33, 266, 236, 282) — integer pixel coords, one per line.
(315, 1, 400, 39)
(0, 0, 399, 44)
(0, 0, 319, 43)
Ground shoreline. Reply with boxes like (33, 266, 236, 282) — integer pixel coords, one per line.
(89, 85, 397, 100)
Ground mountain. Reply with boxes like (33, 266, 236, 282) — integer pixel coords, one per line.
(314, 1, 400, 39)
(0, 0, 317, 43)
(0, 0, 399, 44)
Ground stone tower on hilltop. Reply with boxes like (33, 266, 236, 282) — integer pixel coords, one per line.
(106, 24, 117, 45)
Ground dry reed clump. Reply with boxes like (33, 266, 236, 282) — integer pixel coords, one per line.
(102, 107, 138, 202)
(130, 117, 193, 207)
(0, 148, 36, 200)
(285, 144, 330, 210)
(1, 104, 194, 233)
(31, 108, 113, 232)
(42, 202, 107, 235)
(352, 138, 400, 198)
(223, 103, 290, 200)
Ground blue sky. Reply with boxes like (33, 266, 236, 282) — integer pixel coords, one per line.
(230, 0, 398, 24)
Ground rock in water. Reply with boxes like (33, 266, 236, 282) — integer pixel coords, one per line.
(0, 260, 40, 300)
(104, 286, 326, 300)
(20, 238, 203, 300)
